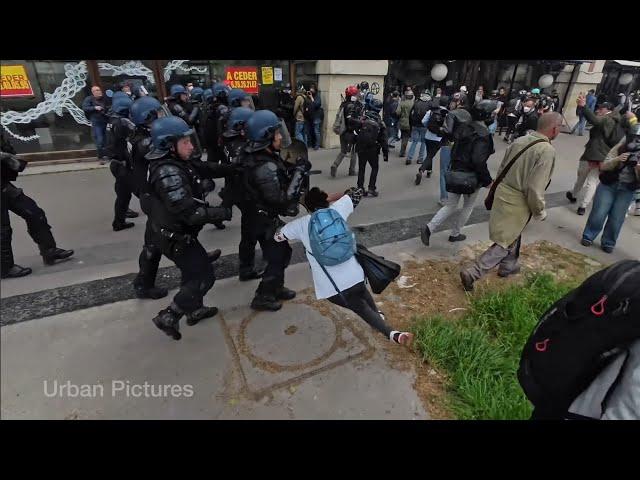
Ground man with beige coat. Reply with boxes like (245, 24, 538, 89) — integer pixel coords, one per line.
(460, 112, 562, 291)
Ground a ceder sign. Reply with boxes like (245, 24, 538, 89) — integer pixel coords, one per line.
(224, 66, 259, 94)
(1, 64, 34, 97)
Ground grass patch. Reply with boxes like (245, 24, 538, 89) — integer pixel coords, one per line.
(413, 273, 576, 420)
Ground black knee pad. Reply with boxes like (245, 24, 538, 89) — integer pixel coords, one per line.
(142, 244, 161, 261)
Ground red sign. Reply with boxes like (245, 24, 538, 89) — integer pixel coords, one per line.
(1, 65, 34, 97)
(224, 66, 259, 94)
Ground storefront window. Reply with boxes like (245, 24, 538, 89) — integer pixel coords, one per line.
(1, 60, 94, 154)
(96, 59, 158, 98)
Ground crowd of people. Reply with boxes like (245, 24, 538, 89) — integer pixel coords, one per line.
(2, 77, 638, 347)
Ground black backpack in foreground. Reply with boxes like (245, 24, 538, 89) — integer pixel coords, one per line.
(518, 260, 640, 419)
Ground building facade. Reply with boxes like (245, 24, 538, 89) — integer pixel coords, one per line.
(2, 59, 638, 157)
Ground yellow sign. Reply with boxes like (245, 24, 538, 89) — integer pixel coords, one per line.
(261, 67, 274, 85)
(1, 64, 34, 97)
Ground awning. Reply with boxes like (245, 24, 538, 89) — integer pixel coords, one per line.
(613, 60, 640, 68)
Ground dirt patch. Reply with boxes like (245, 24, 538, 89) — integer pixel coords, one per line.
(372, 240, 603, 419)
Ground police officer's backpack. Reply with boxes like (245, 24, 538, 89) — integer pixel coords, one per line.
(308, 208, 356, 267)
(518, 260, 640, 419)
(356, 116, 381, 150)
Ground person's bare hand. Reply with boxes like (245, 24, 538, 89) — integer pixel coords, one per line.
(617, 152, 631, 163)
(95, 106, 103, 111)
(576, 95, 586, 107)
(624, 111, 637, 120)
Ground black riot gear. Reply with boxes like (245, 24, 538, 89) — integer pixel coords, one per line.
(1, 133, 74, 278)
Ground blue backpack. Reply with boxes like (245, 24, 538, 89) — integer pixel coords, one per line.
(308, 208, 356, 266)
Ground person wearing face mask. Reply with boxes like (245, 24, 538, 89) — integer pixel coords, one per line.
(581, 121, 640, 253)
(460, 112, 563, 291)
(514, 98, 539, 139)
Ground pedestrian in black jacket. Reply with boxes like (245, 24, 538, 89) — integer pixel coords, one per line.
(82, 86, 109, 162)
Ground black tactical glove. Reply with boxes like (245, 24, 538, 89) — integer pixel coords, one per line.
(0, 152, 27, 172)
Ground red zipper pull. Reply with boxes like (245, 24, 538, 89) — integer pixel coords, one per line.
(535, 339, 550, 352)
(591, 295, 608, 316)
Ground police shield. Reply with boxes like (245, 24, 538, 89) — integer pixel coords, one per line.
(278, 117, 292, 149)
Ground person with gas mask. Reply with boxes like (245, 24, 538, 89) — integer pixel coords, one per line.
(165, 84, 200, 128)
(104, 92, 139, 231)
(242, 110, 309, 311)
(217, 89, 253, 163)
(189, 86, 205, 147)
(142, 116, 233, 340)
(353, 98, 388, 197)
(581, 121, 640, 253)
(459, 112, 562, 292)
(1, 132, 74, 279)
(219, 107, 265, 281)
(331, 85, 363, 178)
(128, 96, 173, 300)
(420, 100, 496, 247)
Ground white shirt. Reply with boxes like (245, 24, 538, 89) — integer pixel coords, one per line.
(277, 195, 364, 300)
(421, 110, 443, 142)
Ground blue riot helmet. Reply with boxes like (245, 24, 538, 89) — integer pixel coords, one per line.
(229, 88, 251, 108)
(244, 109, 291, 152)
(213, 83, 230, 103)
(223, 107, 254, 138)
(190, 87, 204, 103)
(169, 84, 188, 100)
(105, 89, 114, 98)
(111, 93, 133, 115)
(130, 96, 162, 126)
(146, 116, 194, 160)
(203, 88, 213, 104)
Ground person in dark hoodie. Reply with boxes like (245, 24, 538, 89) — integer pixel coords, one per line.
(420, 100, 496, 246)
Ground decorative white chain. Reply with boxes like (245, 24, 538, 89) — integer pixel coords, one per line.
(1, 61, 90, 142)
(163, 60, 208, 81)
(98, 61, 155, 84)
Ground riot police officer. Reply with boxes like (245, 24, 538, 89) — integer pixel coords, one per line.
(165, 84, 200, 128)
(105, 92, 139, 231)
(143, 116, 234, 340)
(242, 110, 309, 311)
(1, 132, 73, 278)
(220, 107, 264, 281)
(203, 84, 231, 163)
(277, 83, 295, 136)
(127, 96, 171, 300)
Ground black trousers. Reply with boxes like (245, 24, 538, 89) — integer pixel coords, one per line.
(1, 187, 56, 272)
(111, 167, 134, 226)
(419, 139, 442, 173)
(134, 218, 163, 290)
(327, 281, 392, 338)
(160, 232, 215, 314)
(357, 149, 380, 191)
(504, 116, 518, 138)
(238, 204, 260, 276)
(253, 213, 292, 296)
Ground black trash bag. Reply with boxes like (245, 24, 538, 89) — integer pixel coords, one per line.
(355, 243, 401, 294)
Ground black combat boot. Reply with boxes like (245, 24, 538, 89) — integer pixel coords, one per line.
(152, 306, 183, 340)
(186, 306, 219, 326)
(42, 247, 74, 266)
(1, 264, 32, 279)
(275, 286, 296, 301)
(250, 294, 282, 311)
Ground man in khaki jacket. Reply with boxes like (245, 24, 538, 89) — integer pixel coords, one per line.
(460, 112, 562, 291)
(293, 86, 308, 145)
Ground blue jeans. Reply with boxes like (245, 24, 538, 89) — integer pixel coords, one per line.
(91, 121, 107, 158)
(439, 145, 452, 201)
(312, 118, 322, 148)
(385, 118, 397, 144)
(407, 127, 427, 162)
(488, 119, 498, 134)
(582, 182, 635, 249)
(295, 121, 307, 146)
(572, 115, 587, 136)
